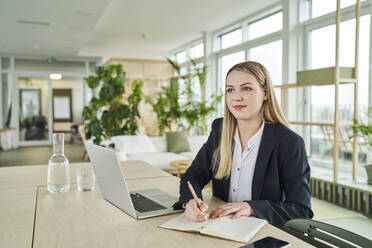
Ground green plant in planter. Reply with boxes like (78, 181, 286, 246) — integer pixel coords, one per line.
(83, 64, 143, 145)
(353, 107, 372, 184)
(166, 57, 222, 134)
(146, 78, 182, 135)
(190, 58, 223, 134)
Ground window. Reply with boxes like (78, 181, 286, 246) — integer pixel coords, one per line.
(176, 50, 187, 64)
(218, 51, 245, 114)
(248, 11, 283, 40)
(180, 67, 188, 76)
(220, 28, 242, 49)
(221, 51, 245, 84)
(310, 15, 370, 118)
(308, 14, 370, 170)
(190, 43, 204, 59)
(310, 0, 365, 19)
(312, 0, 357, 19)
(191, 63, 203, 101)
(249, 40, 283, 85)
(310, 25, 335, 69)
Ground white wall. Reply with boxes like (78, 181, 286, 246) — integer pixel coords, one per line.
(52, 77, 84, 124)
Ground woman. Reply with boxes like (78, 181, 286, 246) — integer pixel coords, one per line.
(173, 61, 313, 227)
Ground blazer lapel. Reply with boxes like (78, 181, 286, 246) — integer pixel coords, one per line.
(251, 122, 276, 200)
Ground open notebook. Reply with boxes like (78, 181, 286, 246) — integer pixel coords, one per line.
(160, 213, 267, 243)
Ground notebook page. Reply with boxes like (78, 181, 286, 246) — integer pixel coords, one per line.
(159, 213, 213, 232)
(200, 216, 267, 243)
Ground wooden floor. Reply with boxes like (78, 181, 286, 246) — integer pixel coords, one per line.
(0, 143, 86, 167)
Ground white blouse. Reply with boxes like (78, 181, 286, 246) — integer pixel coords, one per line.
(228, 122, 265, 203)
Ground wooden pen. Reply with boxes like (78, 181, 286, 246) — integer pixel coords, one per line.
(187, 181, 208, 221)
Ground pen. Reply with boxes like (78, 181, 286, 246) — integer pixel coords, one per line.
(187, 181, 208, 221)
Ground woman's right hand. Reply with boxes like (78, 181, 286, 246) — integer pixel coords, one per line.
(185, 198, 209, 222)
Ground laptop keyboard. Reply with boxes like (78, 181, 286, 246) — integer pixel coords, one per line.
(130, 193, 167, 213)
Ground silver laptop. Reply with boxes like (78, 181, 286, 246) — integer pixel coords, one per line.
(85, 142, 182, 219)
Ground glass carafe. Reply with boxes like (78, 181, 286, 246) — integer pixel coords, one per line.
(47, 133, 70, 193)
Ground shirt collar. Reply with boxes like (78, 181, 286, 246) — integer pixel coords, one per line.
(234, 122, 265, 148)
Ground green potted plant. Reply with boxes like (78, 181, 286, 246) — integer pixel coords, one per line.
(83, 64, 143, 146)
(146, 79, 183, 135)
(166, 57, 222, 135)
(353, 108, 372, 184)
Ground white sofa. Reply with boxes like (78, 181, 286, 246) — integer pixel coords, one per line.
(111, 135, 208, 171)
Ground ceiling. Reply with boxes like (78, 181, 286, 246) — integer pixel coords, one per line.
(0, 0, 277, 62)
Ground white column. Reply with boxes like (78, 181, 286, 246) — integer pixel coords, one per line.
(203, 31, 220, 125)
(0, 57, 3, 129)
(10, 57, 19, 146)
(203, 32, 213, 98)
(369, 1, 372, 116)
(84, 60, 89, 107)
(281, 0, 299, 115)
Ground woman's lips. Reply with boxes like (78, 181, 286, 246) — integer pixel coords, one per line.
(233, 105, 246, 110)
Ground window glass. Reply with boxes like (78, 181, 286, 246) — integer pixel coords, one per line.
(308, 14, 370, 169)
(311, 0, 363, 19)
(250, 40, 282, 85)
(190, 43, 204, 59)
(176, 51, 187, 64)
(248, 11, 283, 40)
(219, 51, 245, 113)
(310, 15, 370, 114)
(89, 61, 96, 74)
(221, 51, 245, 83)
(180, 67, 188, 76)
(220, 29, 242, 49)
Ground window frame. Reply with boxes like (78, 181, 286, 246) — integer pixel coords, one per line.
(300, 1, 372, 172)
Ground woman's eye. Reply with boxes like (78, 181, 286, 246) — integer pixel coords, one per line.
(226, 88, 234, 93)
(243, 87, 252, 92)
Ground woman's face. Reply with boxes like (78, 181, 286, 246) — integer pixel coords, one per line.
(225, 70, 267, 122)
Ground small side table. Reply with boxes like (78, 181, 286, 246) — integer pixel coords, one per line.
(170, 159, 192, 178)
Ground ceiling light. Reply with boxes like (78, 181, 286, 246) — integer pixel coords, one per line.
(50, 74, 62, 80)
(18, 20, 50, 26)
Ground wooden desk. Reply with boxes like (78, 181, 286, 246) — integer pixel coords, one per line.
(32, 177, 312, 248)
(0, 187, 36, 248)
(0, 160, 171, 189)
(1, 162, 312, 247)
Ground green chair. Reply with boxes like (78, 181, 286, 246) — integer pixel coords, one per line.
(282, 218, 372, 248)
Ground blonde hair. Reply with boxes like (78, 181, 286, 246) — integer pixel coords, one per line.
(212, 61, 289, 179)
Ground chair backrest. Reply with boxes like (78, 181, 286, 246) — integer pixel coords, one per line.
(282, 218, 372, 248)
(320, 126, 369, 154)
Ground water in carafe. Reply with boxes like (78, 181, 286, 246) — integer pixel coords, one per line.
(47, 133, 70, 193)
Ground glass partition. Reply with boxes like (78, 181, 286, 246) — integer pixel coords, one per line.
(18, 77, 50, 142)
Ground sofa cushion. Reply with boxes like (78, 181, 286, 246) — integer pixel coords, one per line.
(126, 152, 188, 170)
(165, 131, 191, 153)
(111, 135, 157, 154)
(149, 136, 167, 152)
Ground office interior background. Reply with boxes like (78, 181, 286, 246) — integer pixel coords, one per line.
(1, 0, 372, 243)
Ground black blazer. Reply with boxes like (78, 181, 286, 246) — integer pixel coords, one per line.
(174, 118, 313, 227)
